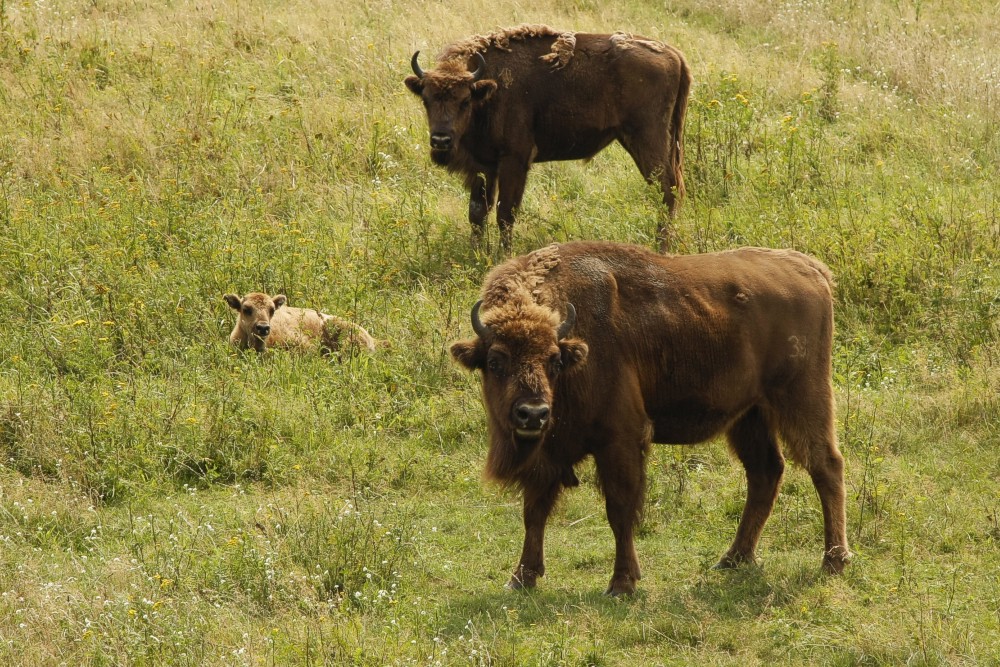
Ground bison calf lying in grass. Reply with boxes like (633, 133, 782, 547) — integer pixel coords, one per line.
(450, 241, 851, 596)
(224, 292, 378, 356)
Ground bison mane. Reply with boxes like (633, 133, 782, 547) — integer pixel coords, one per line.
(481, 243, 562, 311)
(440, 24, 578, 70)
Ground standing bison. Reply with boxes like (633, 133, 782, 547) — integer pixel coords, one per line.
(405, 25, 690, 252)
(450, 241, 851, 595)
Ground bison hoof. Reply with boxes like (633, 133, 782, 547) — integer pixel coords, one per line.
(470, 226, 485, 250)
(822, 547, 852, 575)
(605, 576, 637, 598)
(507, 567, 540, 590)
(499, 229, 513, 255)
(506, 577, 534, 591)
(657, 226, 679, 254)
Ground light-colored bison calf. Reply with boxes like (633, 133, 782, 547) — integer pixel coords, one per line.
(224, 292, 378, 356)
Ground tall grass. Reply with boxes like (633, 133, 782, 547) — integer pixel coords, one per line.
(0, 0, 997, 664)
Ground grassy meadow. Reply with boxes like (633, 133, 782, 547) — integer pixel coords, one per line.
(0, 0, 998, 664)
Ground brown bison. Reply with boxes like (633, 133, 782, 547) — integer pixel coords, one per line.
(224, 292, 378, 356)
(450, 241, 851, 595)
(405, 25, 690, 252)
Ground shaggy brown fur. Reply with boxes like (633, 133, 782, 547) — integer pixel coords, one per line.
(441, 25, 578, 69)
(451, 241, 850, 596)
(224, 292, 378, 356)
(406, 25, 690, 252)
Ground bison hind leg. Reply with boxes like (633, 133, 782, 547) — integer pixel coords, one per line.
(773, 392, 852, 574)
(717, 406, 785, 570)
(618, 130, 681, 251)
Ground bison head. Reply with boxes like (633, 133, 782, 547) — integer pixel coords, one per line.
(224, 292, 287, 352)
(404, 51, 497, 166)
(451, 300, 589, 478)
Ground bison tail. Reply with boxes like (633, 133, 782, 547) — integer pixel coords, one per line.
(671, 55, 692, 200)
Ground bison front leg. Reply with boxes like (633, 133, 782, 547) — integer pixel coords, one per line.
(509, 479, 563, 590)
(496, 157, 530, 254)
(594, 440, 646, 596)
(468, 172, 497, 249)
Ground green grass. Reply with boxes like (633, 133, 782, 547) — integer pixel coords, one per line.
(0, 0, 998, 664)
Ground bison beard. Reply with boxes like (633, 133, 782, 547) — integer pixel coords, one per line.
(450, 241, 852, 596)
(405, 26, 690, 252)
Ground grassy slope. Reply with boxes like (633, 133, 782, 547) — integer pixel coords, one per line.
(0, 0, 998, 664)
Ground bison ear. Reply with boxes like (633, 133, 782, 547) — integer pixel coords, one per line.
(559, 338, 589, 370)
(404, 75, 424, 96)
(471, 79, 496, 104)
(272, 294, 287, 310)
(224, 294, 242, 311)
(450, 339, 486, 371)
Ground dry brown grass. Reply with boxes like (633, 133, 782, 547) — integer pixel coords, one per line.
(671, 0, 1000, 116)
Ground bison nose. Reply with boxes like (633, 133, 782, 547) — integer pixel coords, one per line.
(254, 323, 271, 337)
(513, 401, 550, 430)
(430, 133, 452, 150)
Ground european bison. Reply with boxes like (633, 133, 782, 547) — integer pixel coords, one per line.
(405, 25, 690, 252)
(450, 241, 851, 595)
(224, 292, 378, 356)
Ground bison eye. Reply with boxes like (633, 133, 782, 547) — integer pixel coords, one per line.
(487, 357, 504, 375)
(268, 307, 275, 316)
(549, 354, 564, 375)
(241, 306, 253, 316)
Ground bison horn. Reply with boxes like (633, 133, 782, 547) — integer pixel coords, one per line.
(470, 52, 486, 81)
(557, 303, 577, 340)
(410, 51, 425, 79)
(471, 300, 492, 338)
